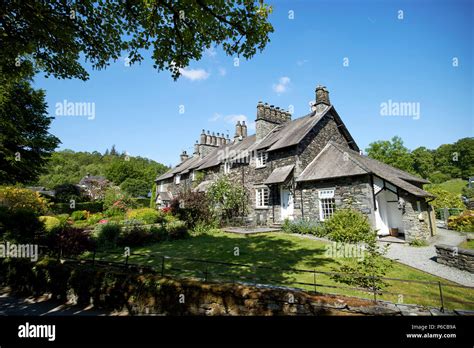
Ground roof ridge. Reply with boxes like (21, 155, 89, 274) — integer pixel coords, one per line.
(327, 141, 371, 173)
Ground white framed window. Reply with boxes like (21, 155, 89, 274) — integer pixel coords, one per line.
(256, 150, 268, 168)
(224, 161, 231, 174)
(191, 170, 196, 181)
(318, 188, 335, 221)
(175, 174, 181, 185)
(159, 182, 164, 192)
(256, 187, 269, 208)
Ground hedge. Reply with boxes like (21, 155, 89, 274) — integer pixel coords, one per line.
(52, 202, 104, 214)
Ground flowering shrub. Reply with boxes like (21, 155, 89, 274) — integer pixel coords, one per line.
(39, 216, 62, 233)
(0, 186, 50, 215)
(126, 208, 164, 224)
(71, 210, 90, 221)
(161, 207, 171, 214)
(448, 210, 474, 232)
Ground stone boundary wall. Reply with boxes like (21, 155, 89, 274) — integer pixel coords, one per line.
(1, 260, 469, 316)
(436, 244, 474, 273)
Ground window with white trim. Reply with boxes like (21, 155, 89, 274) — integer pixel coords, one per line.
(318, 188, 335, 221)
(256, 150, 268, 168)
(256, 187, 269, 208)
(175, 174, 181, 185)
(159, 182, 164, 192)
(191, 170, 196, 181)
(224, 161, 231, 174)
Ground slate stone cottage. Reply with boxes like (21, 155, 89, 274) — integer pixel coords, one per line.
(155, 85, 436, 242)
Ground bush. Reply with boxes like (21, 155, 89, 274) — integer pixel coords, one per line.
(0, 207, 44, 243)
(462, 186, 474, 199)
(39, 216, 62, 233)
(323, 209, 374, 244)
(324, 209, 392, 292)
(165, 220, 188, 240)
(86, 212, 104, 225)
(118, 223, 153, 247)
(170, 190, 215, 228)
(448, 210, 474, 232)
(206, 176, 248, 224)
(282, 218, 324, 236)
(57, 227, 94, 257)
(424, 186, 464, 211)
(126, 208, 163, 224)
(71, 210, 89, 221)
(51, 202, 103, 214)
(0, 186, 50, 215)
(52, 183, 84, 203)
(149, 226, 168, 242)
(95, 223, 121, 248)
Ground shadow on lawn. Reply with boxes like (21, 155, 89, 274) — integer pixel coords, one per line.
(113, 232, 339, 289)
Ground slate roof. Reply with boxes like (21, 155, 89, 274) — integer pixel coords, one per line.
(155, 105, 359, 182)
(297, 141, 432, 197)
(157, 191, 172, 201)
(78, 175, 107, 186)
(264, 165, 295, 184)
(193, 180, 215, 192)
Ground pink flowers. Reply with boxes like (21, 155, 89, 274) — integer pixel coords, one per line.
(98, 219, 109, 224)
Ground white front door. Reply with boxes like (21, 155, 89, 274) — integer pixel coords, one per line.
(281, 188, 294, 221)
(375, 190, 390, 236)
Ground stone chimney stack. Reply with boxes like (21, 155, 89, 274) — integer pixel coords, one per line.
(206, 130, 211, 145)
(226, 134, 230, 144)
(194, 140, 199, 156)
(180, 150, 189, 162)
(315, 85, 330, 106)
(255, 101, 291, 142)
(234, 121, 242, 140)
(200, 129, 206, 144)
(241, 121, 247, 138)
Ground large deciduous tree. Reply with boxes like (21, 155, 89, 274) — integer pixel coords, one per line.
(365, 136, 415, 174)
(1, 0, 274, 81)
(0, 76, 60, 184)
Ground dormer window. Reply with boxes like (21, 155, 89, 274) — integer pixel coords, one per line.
(256, 150, 268, 168)
(175, 175, 181, 185)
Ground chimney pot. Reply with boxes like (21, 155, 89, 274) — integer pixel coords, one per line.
(315, 85, 330, 106)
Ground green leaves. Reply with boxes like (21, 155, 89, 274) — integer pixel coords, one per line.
(206, 175, 248, 222)
(2, 1, 274, 81)
(0, 79, 60, 184)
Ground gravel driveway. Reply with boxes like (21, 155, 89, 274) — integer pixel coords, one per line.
(379, 228, 474, 286)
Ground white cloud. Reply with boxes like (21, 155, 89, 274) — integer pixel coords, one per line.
(178, 67, 210, 81)
(297, 59, 309, 66)
(218, 67, 227, 76)
(272, 76, 291, 94)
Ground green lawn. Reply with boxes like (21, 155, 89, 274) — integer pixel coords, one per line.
(427, 179, 467, 195)
(84, 230, 474, 310)
(459, 239, 474, 250)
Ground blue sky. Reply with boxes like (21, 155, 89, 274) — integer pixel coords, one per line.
(34, 0, 473, 167)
